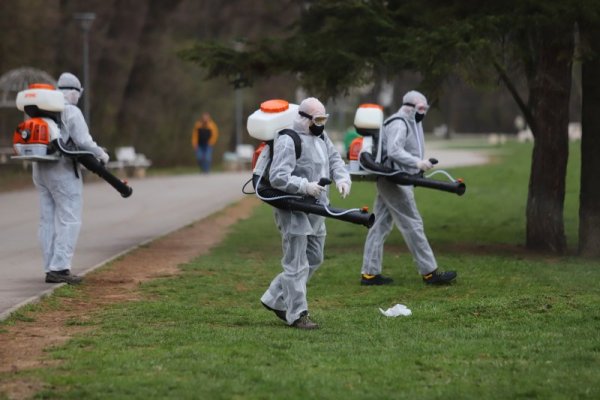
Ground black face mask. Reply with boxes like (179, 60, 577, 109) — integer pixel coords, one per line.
(309, 124, 325, 136)
(415, 112, 425, 123)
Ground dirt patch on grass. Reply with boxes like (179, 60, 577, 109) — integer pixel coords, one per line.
(0, 196, 259, 399)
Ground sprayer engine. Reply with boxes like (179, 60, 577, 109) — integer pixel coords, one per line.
(12, 84, 63, 161)
(10, 83, 133, 198)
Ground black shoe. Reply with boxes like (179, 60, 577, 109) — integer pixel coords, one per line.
(422, 269, 457, 285)
(292, 311, 319, 330)
(45, 270, 83, 285)
(261, 301, 287, 322)
(361, 274, 393, 286)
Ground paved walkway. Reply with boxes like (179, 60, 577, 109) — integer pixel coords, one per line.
(0, 171, 249, 320)
(425, 140, 492, 168)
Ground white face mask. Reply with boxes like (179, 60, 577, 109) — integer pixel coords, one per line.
(62, 89, 81, 105)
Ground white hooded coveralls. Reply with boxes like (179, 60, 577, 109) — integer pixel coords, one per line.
(261, 98, 351, 324)
(33, 73, 108, 273)
(361, 91, 438, 277)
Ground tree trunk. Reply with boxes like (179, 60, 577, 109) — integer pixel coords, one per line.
(578, 22, 600, 257)
(526, 28, 574, 253)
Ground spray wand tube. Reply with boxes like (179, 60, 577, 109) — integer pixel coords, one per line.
(359, 152, 466, 196)
(251, 175, 374, 228)
(53, 139, 133, 198)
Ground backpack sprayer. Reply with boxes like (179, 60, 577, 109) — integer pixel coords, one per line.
(12, 84, 132, 198)
(348, 104, 466, 196)
(244, 99, 374, 228)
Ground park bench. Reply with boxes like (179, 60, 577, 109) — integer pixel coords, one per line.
(106, 146, 152, 178)
(223, 144, 254, 171)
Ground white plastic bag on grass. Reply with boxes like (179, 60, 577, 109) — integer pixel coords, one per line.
(379, 304, 412, 317)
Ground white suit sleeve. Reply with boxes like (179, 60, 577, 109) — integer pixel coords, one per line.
(385, 119, 420, 168)
(269, 135, 308, 194)
(324, 134, 351, 186)
(63, 105, 108, 159)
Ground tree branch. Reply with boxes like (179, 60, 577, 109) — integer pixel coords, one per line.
(492, 60, 536, 133)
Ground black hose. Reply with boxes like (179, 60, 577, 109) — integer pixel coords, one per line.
(252, 175, 374, 228)
(359, 152, 466, 196)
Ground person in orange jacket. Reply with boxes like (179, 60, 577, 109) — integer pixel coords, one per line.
(191, 112, 219, 172)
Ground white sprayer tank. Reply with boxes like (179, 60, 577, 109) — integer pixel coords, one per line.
(247, 99, 299, 141)
(349, 103, 385, 174)
(16, 84, 65, 113)
(354, 103, 384, 131)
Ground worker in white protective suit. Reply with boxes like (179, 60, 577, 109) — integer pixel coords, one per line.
(360, 90, 457, 285)
(33, 72, 109, 285)
(260, 97, 351, 330)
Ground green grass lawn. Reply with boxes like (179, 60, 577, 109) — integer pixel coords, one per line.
(3, 141, 600, 399)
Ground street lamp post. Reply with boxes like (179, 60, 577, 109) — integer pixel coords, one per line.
(234, 81, 243, 152)
(74, 12, 96, 123)
(233, 41, 245, 153)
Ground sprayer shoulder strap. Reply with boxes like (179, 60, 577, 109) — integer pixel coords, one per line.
(381, 117, 410, 167)
(269, 129, 302, 161)
(267, 129, 326, 161)
(383, 116, 409, 132)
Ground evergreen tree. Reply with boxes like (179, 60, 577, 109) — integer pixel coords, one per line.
(183, 0, 591, 255)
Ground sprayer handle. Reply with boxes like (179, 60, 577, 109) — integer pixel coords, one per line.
(429, 158, 439, 165)
(318, 177, 333, 186)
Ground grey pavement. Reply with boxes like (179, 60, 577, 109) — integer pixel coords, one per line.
(425, 141, 492, 168)
(0, 171, 249, 320)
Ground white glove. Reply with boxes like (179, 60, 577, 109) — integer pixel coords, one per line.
(416, 159, 433, 171)
(306, 181, 325, 198)
(336, 182, 350, 199)
(99, 151, 109, 165)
